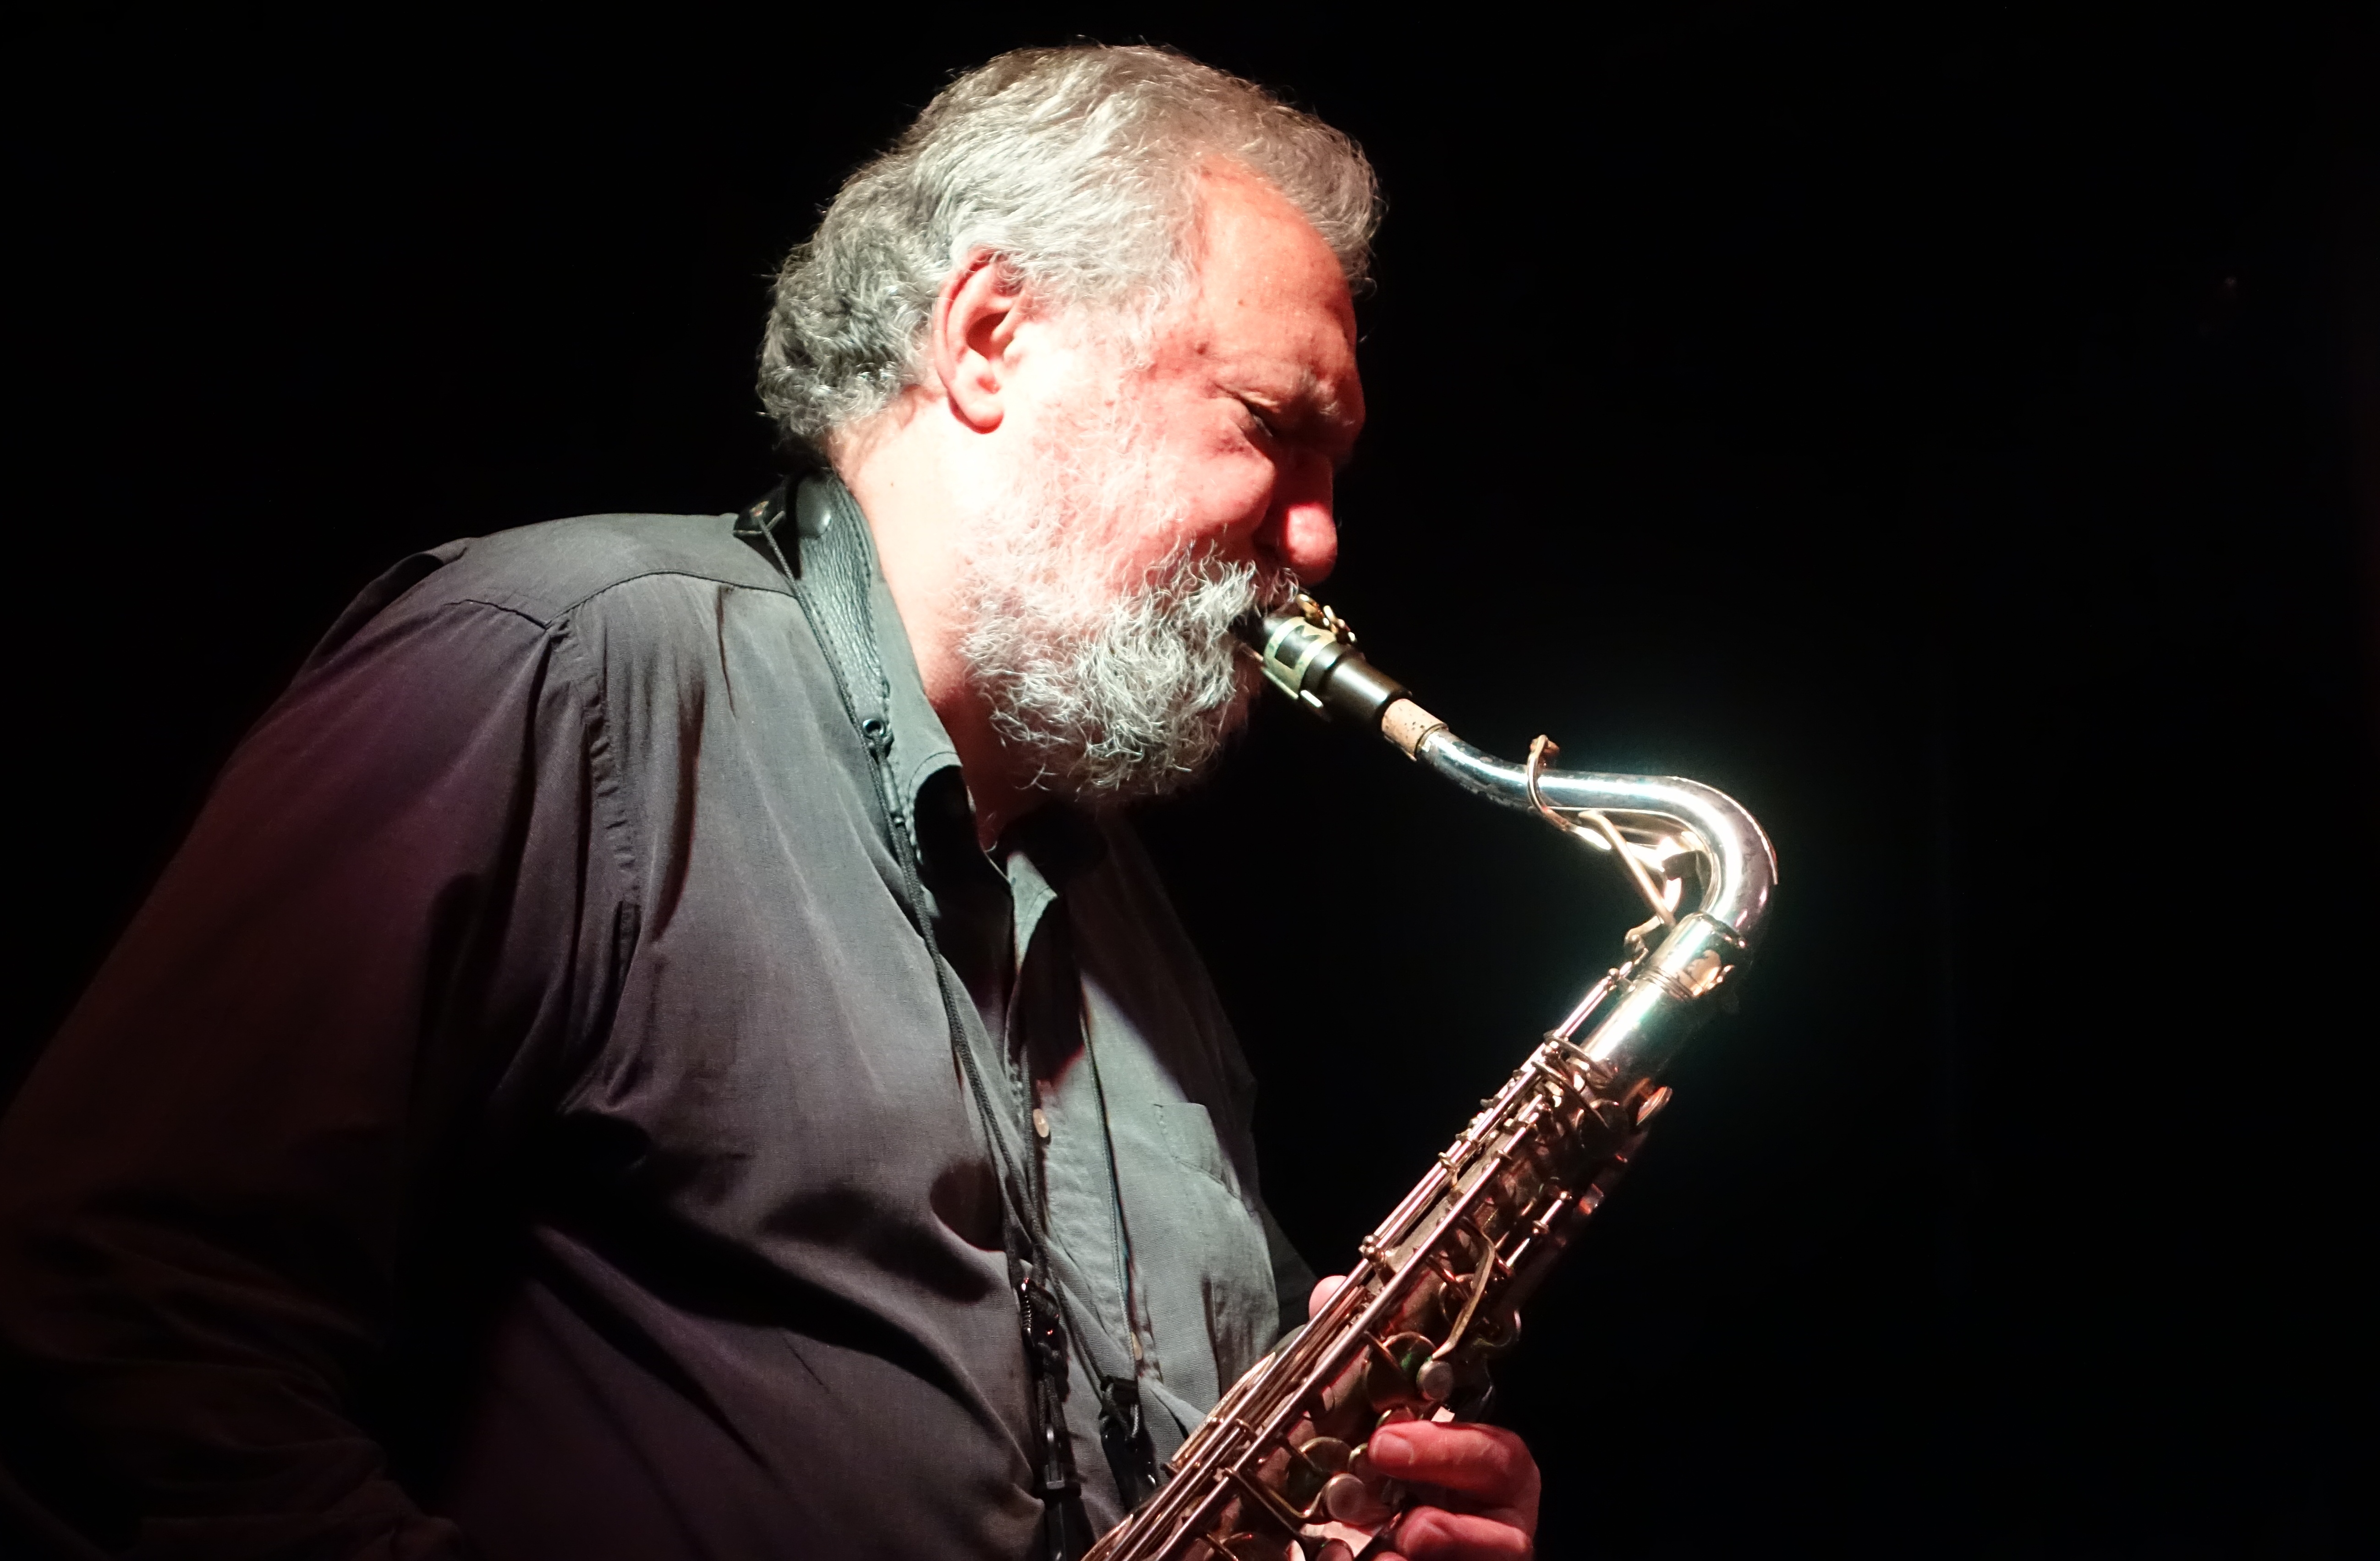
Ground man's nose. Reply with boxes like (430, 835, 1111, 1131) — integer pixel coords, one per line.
(1260, 467, 1338, 584)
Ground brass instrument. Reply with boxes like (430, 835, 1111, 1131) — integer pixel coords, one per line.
(1085, 597, 1778, 1561)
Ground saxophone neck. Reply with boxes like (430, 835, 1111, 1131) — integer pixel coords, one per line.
(1238, 596, 1778, 951)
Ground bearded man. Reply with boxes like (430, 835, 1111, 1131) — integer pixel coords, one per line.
(0, 46, 1540, 1561)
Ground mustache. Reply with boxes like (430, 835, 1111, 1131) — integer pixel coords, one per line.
(960, 539, 1295, 801)
(1137, 544, 1297, 618)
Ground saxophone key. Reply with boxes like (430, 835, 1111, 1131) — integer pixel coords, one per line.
(1298, 1436, 1353, 1473)
(1321, 1473, 1391, 1528)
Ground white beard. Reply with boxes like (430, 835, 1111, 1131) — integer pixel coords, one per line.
(954, 392, 1296, 804)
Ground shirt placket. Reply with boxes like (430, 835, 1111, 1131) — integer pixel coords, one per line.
(1004, 848, 1158, 1468)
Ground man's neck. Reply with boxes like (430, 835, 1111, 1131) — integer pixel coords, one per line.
(835, 413, 1040, 850)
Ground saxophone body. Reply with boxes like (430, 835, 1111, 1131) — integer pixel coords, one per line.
(1084, 599, 1778, 1561)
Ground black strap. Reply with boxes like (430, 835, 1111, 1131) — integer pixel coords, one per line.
(737, 478, 1095, 1559)
(1076, 972, 1161, 1509)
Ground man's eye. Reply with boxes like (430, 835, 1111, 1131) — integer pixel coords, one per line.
(1241, 402, 1280, 439)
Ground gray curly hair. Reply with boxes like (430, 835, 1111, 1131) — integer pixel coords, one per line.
(758, 44, 1378, 451)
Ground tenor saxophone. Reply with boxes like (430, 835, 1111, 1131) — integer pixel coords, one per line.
(1084, 597, 1779, 1561)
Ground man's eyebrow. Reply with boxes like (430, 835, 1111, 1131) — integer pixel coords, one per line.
(1281, 370, 1364, 463)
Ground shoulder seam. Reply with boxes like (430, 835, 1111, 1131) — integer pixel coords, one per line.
(545, 617, 642, 918)
(426, 568, 794, 634)
(442, 596, 562, 630)
(555, 565, 793, 622)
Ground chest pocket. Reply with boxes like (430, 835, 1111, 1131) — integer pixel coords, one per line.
(1150, 1099, 1241, 1197)
(1120, 1096, 1276, 1408)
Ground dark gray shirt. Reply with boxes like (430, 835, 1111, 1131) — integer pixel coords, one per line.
(0, 495, 1309, 1559)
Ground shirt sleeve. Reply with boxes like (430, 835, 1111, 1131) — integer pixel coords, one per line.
(0, 565, 631, 1559)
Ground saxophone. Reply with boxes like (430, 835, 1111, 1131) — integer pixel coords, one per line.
(1084, 597, 1779, 1561)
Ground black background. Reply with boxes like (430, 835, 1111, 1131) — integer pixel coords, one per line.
(10, 5, 2375, 1557)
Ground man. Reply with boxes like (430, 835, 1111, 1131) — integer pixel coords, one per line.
(0, 46, 1539, 1561)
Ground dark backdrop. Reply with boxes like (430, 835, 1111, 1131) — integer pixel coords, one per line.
(10, 6, 2375, 1557)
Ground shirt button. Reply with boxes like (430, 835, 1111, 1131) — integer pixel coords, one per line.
(1031, 1107, 1050, 1142)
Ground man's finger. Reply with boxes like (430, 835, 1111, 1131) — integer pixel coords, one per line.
(1366, 1422, 1539, 1509)
(1308, 1274, 1348, 1320)
(1389, 1506, 1535, 1560)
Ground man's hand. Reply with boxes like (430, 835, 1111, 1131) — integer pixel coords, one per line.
(1308, 1277, 1540, 1561)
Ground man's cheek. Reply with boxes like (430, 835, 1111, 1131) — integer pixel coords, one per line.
(1170, 435, 1277, 535)
(1217, 472, 1286, 556)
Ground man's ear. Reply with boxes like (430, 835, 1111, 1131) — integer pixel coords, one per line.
(930, 252, 1025, 433)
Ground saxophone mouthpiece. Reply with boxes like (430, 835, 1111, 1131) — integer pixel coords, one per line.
(1240, 594, 1448, 758)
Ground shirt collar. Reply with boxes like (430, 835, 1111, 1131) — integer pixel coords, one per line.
(804, 475, 962, 842)
(866, 554, 965, 842)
